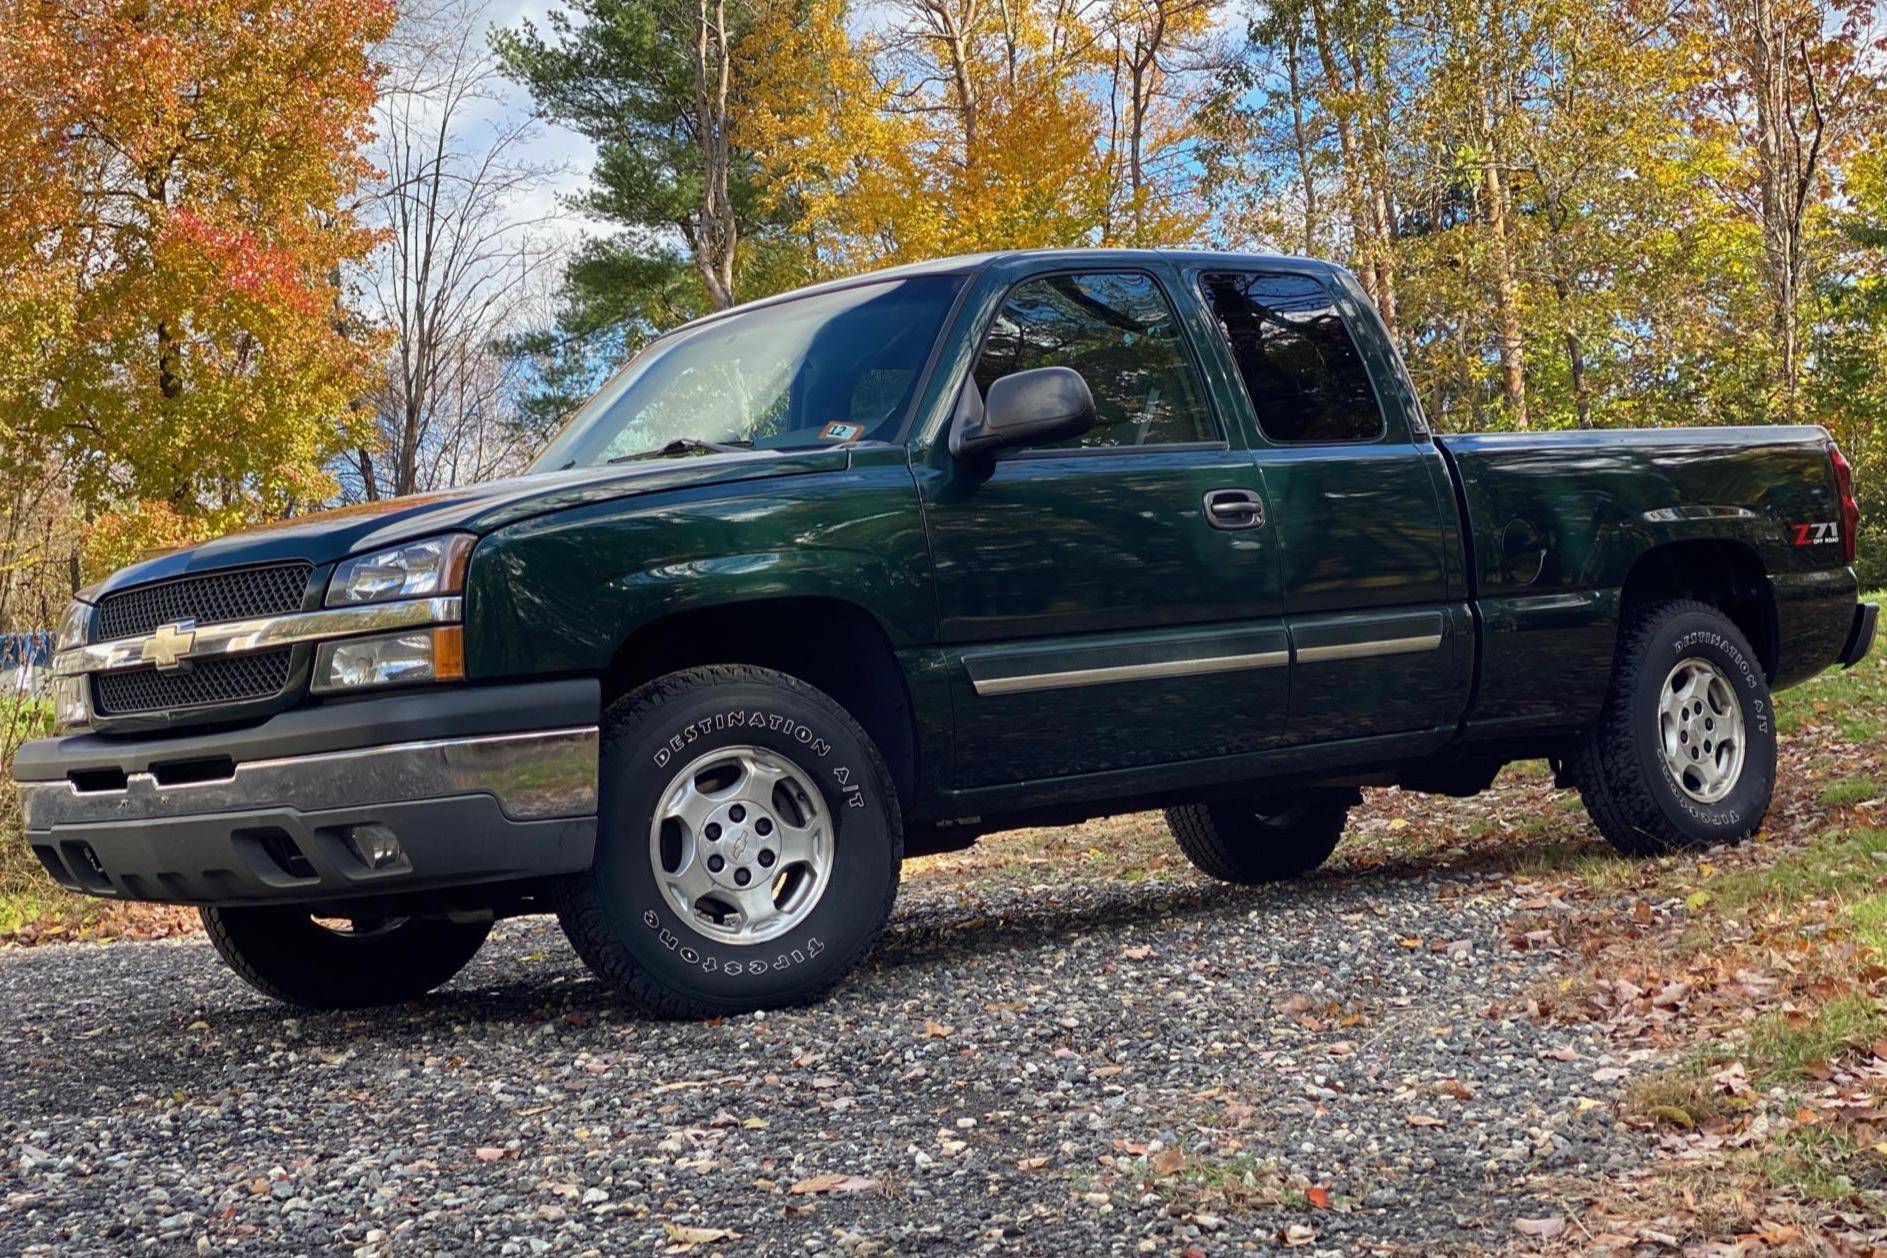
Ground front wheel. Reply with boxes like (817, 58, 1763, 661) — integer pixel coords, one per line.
(201, 907, 490, 1008)
(556, 665, 902, 1018)
(1571, 599, 1776, 855)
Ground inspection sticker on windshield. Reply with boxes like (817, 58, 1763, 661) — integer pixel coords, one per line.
(819, 421, 864, 442)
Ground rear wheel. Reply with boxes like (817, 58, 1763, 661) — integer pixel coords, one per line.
(201, 907, 490, 1008)
(1571, 599, 1776, 855)
(1164, 790, 1353, 884)
(555, 665, 902, 1018)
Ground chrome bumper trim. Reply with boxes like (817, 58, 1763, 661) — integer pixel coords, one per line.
(17, 725, 598, 828)
(53, 597, 463, 677)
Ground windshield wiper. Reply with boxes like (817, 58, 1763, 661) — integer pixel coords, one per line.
(608, 437, 754, 464)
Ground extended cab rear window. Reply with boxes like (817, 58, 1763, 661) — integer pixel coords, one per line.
(1200, 271, 1383, 444)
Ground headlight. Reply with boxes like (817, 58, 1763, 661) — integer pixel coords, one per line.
(54, 599, 92, 651)
(312, 627, 465, 693)
(326, 534, 473, 607)
(52, 675, 89, 730)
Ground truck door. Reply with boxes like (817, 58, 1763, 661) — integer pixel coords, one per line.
(1194, 268, 1472, 743)
(916, 267, 1288, 787)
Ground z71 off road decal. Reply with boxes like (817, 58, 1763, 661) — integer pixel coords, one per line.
(1794, 521, 1840, 546)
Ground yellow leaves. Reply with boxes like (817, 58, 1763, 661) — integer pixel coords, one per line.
(79, 501, 214, 584)
(0, 0, 387, 517)
(736, 0, 1213, 272)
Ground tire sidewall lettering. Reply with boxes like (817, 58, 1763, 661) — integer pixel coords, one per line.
(597, 683, 893, 998)
(652, 708, 833, 769)
(1643, 618, 1775, 837)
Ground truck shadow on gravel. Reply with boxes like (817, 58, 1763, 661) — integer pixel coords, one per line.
(10, 823, 1595, 1060)
(3, 825, 1605, 1132)
(872, 824, 1593, 968)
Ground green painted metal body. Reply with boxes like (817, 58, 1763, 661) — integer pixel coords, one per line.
(88, 249, 1867, 830)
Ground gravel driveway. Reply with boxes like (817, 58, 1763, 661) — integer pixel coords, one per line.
(2, 813, 1639, 1256)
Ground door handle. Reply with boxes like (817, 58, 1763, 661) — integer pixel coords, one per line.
(1203, 488, 1265, 530)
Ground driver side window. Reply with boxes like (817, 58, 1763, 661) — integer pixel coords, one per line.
(972, 272, 1217, 450)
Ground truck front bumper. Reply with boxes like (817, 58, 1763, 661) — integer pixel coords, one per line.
(12, 680, 599, 907)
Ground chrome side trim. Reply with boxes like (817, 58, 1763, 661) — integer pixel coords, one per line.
(18, 726, 598, 827)
(971, 649, 1289, 696)
(54, 597, 463, 677)
(1295, 633, 1442, 664)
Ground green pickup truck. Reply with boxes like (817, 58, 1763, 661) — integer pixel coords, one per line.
(16, 250, 1875, 1017)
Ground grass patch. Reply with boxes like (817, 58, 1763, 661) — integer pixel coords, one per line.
(1744, 991, 1885, 1085)
(1693, 828, 1887, 917)
(1776, 609, 1887, 738)
(1158, 1150, 1298, 1214)
(1626, 1057, 1739, 1129)
(1820, 779, 1883, 808)
(1508, 840, 1639, 890)
(1763, 1122, 1882, 1202)
(0, 888, 111, 939)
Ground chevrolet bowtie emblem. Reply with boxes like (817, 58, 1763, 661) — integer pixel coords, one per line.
(140, 621, 198, 671)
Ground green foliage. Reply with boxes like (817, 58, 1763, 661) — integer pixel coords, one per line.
(491, 0, 811, 399)
(1814, 144, 1887, 589)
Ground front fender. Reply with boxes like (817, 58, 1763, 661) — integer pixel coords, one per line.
(460, 451, 933, 680)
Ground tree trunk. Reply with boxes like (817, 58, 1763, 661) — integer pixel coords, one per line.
(1481, 144, 1528, 428)
(1734, 0, 1821, 418)
(1282, 18, 1320, 255)
(692, 0, 738, 309)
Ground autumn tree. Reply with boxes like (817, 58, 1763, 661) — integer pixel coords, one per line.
(1099, 0, 1224, 244)
(0, 0, 392, 519)
(1696, 0, 1885, 417)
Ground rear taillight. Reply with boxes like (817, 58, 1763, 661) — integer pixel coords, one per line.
(1830, 442, 1859, 564)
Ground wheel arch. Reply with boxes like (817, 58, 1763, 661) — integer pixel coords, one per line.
(600, 596, 920, 813)
(1618, 538, 1779, 679)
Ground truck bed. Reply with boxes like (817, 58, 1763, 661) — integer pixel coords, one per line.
(1435, 425, 1858, 740)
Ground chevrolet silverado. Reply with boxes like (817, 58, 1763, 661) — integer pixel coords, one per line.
(14, 250, 1876, 1017)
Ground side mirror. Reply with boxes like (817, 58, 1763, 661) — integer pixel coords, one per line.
(950, 366, 1096, 461)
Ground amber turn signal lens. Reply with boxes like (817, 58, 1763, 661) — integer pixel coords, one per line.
(432, 624, 466, 681)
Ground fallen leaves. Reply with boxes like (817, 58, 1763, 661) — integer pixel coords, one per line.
(1512, 1215, 1567, 1238)
(787, 1172, 878, 1195)
(661, 1221, 740, 1252)
(1404, 1113, 1446, 1127)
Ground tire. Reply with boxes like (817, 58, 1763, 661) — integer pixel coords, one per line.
(1164, 790, 1352, 884)
(201, 907, 490, 1009)
(555, 665, 902, 1019)
(1571, 599, 1776, 856)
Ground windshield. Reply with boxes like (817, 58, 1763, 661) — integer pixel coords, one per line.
(529, 275, 965, 470)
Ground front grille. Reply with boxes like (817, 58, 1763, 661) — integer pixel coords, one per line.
(93, 649, 295, 716)
(97, 563, 311, 641)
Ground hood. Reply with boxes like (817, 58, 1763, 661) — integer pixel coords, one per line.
(89, 448, 852, 598)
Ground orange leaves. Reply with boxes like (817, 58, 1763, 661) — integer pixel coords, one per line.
(0, 0, 390, 517)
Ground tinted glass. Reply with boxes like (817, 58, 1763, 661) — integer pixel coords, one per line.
(1201, 271, 1383, 443)
(530, 275, 963, 469)
(972, 272, 1216, 449)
